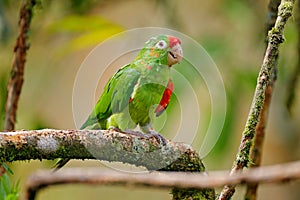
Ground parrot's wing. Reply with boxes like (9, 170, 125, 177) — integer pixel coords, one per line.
(55, 65, 140, 171)
(81, 64, 141, 129)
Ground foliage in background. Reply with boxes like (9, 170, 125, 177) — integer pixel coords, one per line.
(0, 165, 19, 200)
(0, 74, 8, 131)
(0, 0, 299, 199)
(46, 15, 124, 55)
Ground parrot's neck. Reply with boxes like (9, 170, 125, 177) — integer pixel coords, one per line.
(134, 48, 168, 66)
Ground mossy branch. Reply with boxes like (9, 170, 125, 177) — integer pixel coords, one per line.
(4, 0, 37, 131)
(245, 0, 281, 199)
(0, 129, 215, 200)
(218, 0, 295, 199)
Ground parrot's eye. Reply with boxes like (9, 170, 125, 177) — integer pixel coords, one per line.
(155, 40, 168, 49)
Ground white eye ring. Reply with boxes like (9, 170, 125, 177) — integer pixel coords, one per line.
(155, 40, 168, 49)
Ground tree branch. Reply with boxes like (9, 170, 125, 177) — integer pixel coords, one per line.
(25, 160, 300, 200)
(245, 0, 281, 199)
(218, 0, 295, 199)
(3, 0, 37, 131)
(0, 129, 201, 171)
(0, 129, 215, 200)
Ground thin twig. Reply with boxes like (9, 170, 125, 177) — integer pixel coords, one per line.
(244, 0, 281, 199)
(25, 160, 300, 200)
(218, 1, 295, 199)
(3, 0, 36, 131)
(286, 0, 300, 114)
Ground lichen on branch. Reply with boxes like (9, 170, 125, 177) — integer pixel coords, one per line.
(0, 129, 215, 200)
(0, 129, 195, 170)
(218, 0, 296, 199)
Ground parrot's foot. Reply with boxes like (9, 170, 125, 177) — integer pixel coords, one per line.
(109, 127, 145, 137)
(145, 130, 168, 146)
(108, 127, 167, 146)
(123, 129, 145, 137)
(108, 126, 123, 132)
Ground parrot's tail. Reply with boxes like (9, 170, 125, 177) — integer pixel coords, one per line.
(53, 158, 70, 172)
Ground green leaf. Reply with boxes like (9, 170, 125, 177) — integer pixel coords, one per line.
(6, 194, 19, 200)
(11, 179, 20, 194)
(59, 26, 123, 53)
(1, 173, 10, 194)
(2, 164, 14, 175)
(0, 173, 19, 200)
(0, 183, 6, 200)
(47, 15, 120, 33)
(46, 15, 124, 55)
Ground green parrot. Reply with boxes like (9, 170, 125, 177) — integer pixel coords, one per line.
(55, 34, 183, 170)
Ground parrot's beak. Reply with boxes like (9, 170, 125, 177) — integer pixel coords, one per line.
(168, 43, 183, 66)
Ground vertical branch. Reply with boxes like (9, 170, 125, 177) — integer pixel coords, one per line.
(243, 86, 273, 200)
(286, 0, 300, 114)
(218, 0, 295, 199)
(3, 0, 36, 131)
(244, 0, 281, 199)
(1, 0, 37, 181)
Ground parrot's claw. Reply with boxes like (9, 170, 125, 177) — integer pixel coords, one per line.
(109, 127, 167, 146)
(123, 129, 145, 137)
(110, 127, 145, 137)
(145, 130, 168, 146)
(108, 126, 122, 132)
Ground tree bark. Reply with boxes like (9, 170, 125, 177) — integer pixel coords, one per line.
(0, 129, 215, 200)
(4, 0, 37, 131)
(218, 0, 295, 199)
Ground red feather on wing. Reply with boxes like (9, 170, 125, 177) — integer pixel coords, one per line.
(155, 79, 174, 116)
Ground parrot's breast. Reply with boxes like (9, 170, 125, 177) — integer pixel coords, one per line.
(128, 67, 171, 126)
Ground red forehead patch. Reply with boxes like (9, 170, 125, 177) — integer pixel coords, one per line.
(168, 36, 181, 48)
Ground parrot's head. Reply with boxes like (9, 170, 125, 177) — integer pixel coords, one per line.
(138, 35, 183, 67)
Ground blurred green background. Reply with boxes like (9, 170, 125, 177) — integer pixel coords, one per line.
(1, 0, 300, 199)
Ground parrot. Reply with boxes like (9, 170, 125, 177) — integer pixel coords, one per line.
(54, 34, 183, 170)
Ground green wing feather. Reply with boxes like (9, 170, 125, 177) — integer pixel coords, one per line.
(80, 64, 141, 129)
(54, 64, 140, 170)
